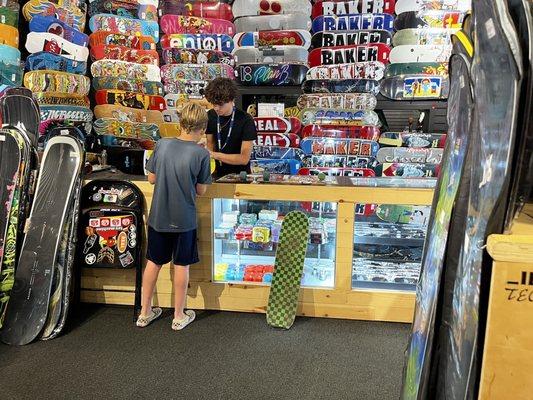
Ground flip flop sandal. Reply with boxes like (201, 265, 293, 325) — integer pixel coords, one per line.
(171, 310, 195, 331)
(136, 307, 162, 327)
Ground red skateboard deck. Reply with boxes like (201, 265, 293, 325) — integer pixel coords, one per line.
(89, 31, 156, 50)
(160, 15, 236, 36)
(298, 167, 376, 177)
(159, 0, 233, 20)
(301, 124, 380, 140)
(311, 0, 396, 19)
(254, 117, 302, 134)
(95, 90, 166, 111)
(308, 44, 391, 67)
(90, 45, 159, 65)
(355, 203, 378, 216)
(254, 132, 300, 147)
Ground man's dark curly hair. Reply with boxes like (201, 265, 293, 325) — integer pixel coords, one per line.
(204, 77, 237, 105)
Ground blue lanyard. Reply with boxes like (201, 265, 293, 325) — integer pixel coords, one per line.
(216, 107, 235, 151)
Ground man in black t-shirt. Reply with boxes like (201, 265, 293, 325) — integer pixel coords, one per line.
(205, 78, 257, 177)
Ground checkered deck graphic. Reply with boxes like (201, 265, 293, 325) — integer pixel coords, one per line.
(266, 211, 310, 329)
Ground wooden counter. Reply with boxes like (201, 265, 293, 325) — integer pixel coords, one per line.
(479, 203, 533, 399)
(81, 179, 434, 323)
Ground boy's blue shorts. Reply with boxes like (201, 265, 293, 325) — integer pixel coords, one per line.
(146, 226, 199, 266)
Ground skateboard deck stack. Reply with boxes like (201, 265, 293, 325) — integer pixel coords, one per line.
(88, 0, 163, 171)
(23, 1, 92, 147)
(0, 0, 22, 92)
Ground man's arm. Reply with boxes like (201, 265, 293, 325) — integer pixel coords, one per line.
(211, 140, 253, 165)
(148, 172, 156, 185)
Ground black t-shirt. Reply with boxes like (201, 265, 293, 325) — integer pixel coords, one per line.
(206, 108, 257, 177)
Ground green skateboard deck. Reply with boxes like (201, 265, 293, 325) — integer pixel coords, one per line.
(375, 204, 430, 225)
(266, 211, 309, 329)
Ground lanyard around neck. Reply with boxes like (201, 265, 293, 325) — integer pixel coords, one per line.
(217, 107, 235, 151)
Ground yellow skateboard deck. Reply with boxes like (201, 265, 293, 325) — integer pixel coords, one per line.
(0, 24, 18, 48)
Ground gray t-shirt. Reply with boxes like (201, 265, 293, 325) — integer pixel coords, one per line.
(146, 138, 212, 232)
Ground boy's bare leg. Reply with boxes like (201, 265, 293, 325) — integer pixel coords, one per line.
(140, 260, 161, 316)
(173, 264, 190, 320)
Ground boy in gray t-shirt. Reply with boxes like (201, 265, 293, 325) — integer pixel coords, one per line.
(137, 103, 212, 331)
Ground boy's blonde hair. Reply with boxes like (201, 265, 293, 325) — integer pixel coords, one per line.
(179, 103, 208, 134)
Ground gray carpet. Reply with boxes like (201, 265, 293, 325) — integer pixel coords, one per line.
(0, 306, 410, 400)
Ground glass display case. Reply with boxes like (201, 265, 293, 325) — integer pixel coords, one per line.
(352, 203, 430, 291)
(213, 199, 337, 288)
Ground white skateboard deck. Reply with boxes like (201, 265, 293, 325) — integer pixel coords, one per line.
(234, 14, 312, 32)
(395, 0, 471, 14)
(389, 44, 453, 63)
(233, 46, 308, 65)
(232, 0, 312, 18)
(392, 28, 456, 46)
(26, 32, 89, 62)
(233, 30, 312, 50)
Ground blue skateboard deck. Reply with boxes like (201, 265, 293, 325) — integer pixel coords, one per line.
(29, 15, 89, 47)
(312, 13, 394, 33)
(0, 44, 20, 65)
(89, 14, 159, 43)
(26, 52, 87, 74)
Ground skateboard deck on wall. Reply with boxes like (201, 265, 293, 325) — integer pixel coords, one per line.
(0, 44, 21, 65)
(23, 0, 86, 31)
(25, 32, 89, 63)
(312, 0, 395, 18)
(237, 63, 308, 86)
(297, 93, 377, 111)
(301, 125, 380, 140)
(254, 132, 300, 148)
(90, 60, 161, 81)
(39, 105, 93, 125)
(24, 70, 91, 95)
(312, 13, 394, 33)
(306, 61, 385, 80)
(254, 116, 301, 134)
(389, 45, 452, 63)
(301, 108, 379, 127)
(234, 30, 311, 49)
(298, 167, 376, 177)
(33, 92, 90, 108)
(0, 0, 19, 27)
(234, 14, 311, 32)
(232, 0, 312, 18)
(163, 80, 209, 97)
(29, 16, 89, 47)
(392, 28, 455, 46)
(90, 45, 159, 65)
(376, 147, 443, 164)
(161, 48, 235, 66)
(0, 24, 18, 48)
(379, 75, 450, 100)
(300, 138, 380, 156)
(89, 31, 156, 50)
(385, 62, 449, 78)
(161, 64, 234, 82)
(25, 52, 87, 74)
(311, 30, 392, 48)
(250, 159, 301, 175)
(164, 94, 212, 110)
(89, 14, 159, 43)
(393, 10, 466, 30)
(234, 47, 308, 66)
(0, 62, 23, 88)
(159, 0, 233, 20)
(252, 146, 305, 160)
(93, 118, 160, 140)
(375, 204, 431, 225)
(394, 0, 471, 14)
(302, 79, 380, 94)
(308, 44, 391, 67)
(92, 77, 164, 96)
(378, 132, 447, 148)
(160, 33, 234, 52)
(377, 162, 440, 178)
(89, 0, 158, 21)
(160, 15, 236, 36)
(94, 104, 164, 124)
(95, 90, 166, 111)
(0, 135, 83, 346)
